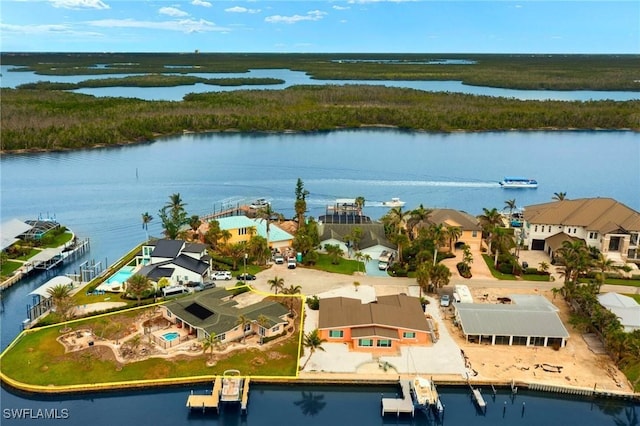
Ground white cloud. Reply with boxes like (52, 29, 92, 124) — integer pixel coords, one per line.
(49, 0, 109, 10)
(192, 0, 212, 7)
(332, 5, 350, 10)
(87, 18, 228, 34)
(225, 6, 261, 14)
(265, 10, 327, 24)
(0, 22, 102, 37)
(159, 6, 189, 17)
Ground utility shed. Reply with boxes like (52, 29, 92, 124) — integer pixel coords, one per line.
(454, 296, 569, 348)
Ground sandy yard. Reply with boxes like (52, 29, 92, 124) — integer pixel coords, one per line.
(440, 286, 632, 392)
(253, 249, 634, 393)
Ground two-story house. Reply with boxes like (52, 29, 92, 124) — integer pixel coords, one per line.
(522, 198, 640, 265)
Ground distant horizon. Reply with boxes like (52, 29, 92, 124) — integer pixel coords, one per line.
(2, 51, 638, 56)
(1, 1, 638, 54)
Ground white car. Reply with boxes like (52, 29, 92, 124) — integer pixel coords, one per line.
(211, 271, 232, 280)
(287, 258, 297, 269)
(274, 254, 285, 264)
(440, 294, 451, 307)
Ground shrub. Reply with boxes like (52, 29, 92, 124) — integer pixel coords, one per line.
(306, 295, 320, 310)
(389, 263, 408, 277)
(456, 262, 472, 278)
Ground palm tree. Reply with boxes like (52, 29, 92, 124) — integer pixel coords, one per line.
(430, 263, 452, 290)
(477, 207, 503, 254)
(282, 284, 302, 313)
(416, 261, 432, 296)
(324, 243, 344, 265)
(426, 223, 448, 264)
(165, 193, 187, 212)
(408, 204, 433, 239)
(293, 391, 327, 417)
(354, 251, 364, 272)
(46, 283, 74, 323)
(445, 225, 463, 252)
(294, 178, 310, 224)
(126, 274, 152, 305)
(256, 204, 277, 250)
(301, 329, 327, 370)
(555, 239, 591, 301)
(552, 192, 568, 201)
(141, 212, 153, 241)
(268, 275, 285, 295)
(355, 196, 365, 216)
(593, 253, 617, 290)
(236, 314, 250, 343)
(201, 332, 219, 364)
(504, 198, 516, 214)
(256, 314, 270, 345)
(188, 215, 201, 233)
(386, 206, 411, 236)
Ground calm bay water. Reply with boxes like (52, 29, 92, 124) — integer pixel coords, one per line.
(2, 65, 639, 102)
(1, 129, 639, 424)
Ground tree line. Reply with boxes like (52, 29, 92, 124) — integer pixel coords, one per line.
(2, 86, 638, 153)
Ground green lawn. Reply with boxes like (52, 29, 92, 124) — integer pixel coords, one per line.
(481, 255, 550, 282)
(1, 260, 23, 277)
(306, 254, 362, 275)
(1, 307, 301, 387)
(16, 248, 40, 261)
(42, 232, 74, 248)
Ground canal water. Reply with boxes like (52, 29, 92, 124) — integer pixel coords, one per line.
(1, 129, 638, 424)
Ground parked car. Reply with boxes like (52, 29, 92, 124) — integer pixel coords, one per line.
(287, 258, 297, 269)
(274, 254, 285, 264)
(236, 273, 257, 281)
(440, 294, 451, 307)
(211, 271, 232, 280)
(194, 281, 216, 292)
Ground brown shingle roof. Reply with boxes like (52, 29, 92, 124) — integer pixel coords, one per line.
(318, 295, 429, 332)
(351, 326, 399, 340)
(428, 209, 482, 231)
(523, 198, 640, 234)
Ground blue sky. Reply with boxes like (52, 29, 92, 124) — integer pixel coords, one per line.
(1, 1, 638, 53)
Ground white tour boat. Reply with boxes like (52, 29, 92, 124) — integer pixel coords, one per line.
(499, 177, 538, 188)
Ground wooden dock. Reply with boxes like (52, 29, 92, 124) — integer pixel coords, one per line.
(186, 377, 222, 412)
(186, 373, 250, 414)
(381, 380, 414, 417)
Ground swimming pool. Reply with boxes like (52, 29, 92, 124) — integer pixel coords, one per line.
(162, 332, 180, 342)
(106, 265, 135, 285)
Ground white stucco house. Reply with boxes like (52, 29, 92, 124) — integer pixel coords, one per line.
(521, 198, 640, 265)
(137, 239, 212, 286)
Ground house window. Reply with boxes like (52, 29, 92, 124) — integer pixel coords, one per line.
(472, 231, 477, 238)
(589, 232, 598, 239)
(271, 325, 280, 333)
(534, 226, 538, 232)
(329, 330, 344, 338)
(218, 333, 225, 342)
(358, 339, 373, 347)
(244, 323, 252, 332)
(403, 332, 416, 339)
(167, 311, 172, 318)
(548, 226, 551, 232)
(238, 227, 247, 236)
(377, 339, 392, 348)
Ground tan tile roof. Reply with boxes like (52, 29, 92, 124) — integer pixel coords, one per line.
(419, 209, 482, 231)
(318, 294, 429, 332)
(523, 198, 640, 234)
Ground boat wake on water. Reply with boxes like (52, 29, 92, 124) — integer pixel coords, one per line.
(306, 178, 500, 188)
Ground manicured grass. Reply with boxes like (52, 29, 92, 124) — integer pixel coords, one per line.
(16, 248, 40, 261)
(306, 254, 362, 275)
(1, 260, 23, 277)
(627, 294, 640, 304)
(622, 361, 640, 393)
(1, 307, 301, 386)
(481, 255, 517, 280)
(42, 232, 74, 248)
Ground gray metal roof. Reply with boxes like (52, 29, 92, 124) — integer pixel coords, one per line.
(455, 302, 569, 338)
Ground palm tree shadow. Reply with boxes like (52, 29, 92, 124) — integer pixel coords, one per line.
(293, 391, 327, 417)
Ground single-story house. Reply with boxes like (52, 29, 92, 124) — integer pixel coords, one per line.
(597, 292, 640, 332)
(161, 287, 290, 343)
(522, 198, 640, 265)
(135, 239, 213, 286)
(1, 218, 33, 251)
(317, 222, 396, 260)
(454, 295, 569, 348)
(318, 294, 432, 352)
(204, 216, 294, 250)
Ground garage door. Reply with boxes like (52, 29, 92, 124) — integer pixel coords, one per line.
(531, 239, 545, 251)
